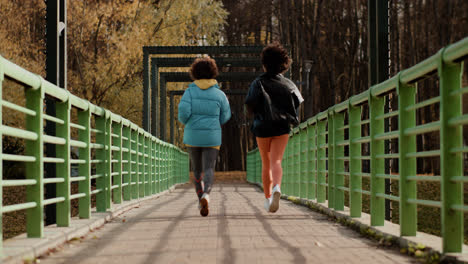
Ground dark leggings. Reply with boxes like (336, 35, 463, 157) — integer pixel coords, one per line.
(189, 147, 219, 200)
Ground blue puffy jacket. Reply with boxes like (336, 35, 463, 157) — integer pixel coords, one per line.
(178, 79, 231, 147)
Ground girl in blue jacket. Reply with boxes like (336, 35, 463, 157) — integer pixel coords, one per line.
(178, 57, 231, 217)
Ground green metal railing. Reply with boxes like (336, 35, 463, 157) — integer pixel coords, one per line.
(247, 37, 468, 253)
(0, 55, 190, 253)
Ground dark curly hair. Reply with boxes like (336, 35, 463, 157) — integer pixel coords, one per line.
(261, 42, 291, 74)
(189, 57, 219, 80)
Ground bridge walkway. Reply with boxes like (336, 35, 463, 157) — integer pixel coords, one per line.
(36, 183, 415, 264)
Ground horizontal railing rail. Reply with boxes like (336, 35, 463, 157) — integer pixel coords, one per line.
(0, 55, 190, 254)
(247, 37, 468, 253)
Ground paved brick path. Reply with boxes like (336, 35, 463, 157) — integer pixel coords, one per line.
(37, 183, 416, 264)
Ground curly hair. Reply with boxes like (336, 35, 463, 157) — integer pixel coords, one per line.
(189, 57, 219, 80)
(261, 42, 291, 74)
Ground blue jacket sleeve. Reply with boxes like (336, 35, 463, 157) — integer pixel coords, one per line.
(219, 92, 231, 125)
(178, 88, 192, 125)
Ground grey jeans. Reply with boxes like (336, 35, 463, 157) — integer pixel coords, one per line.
(189, 147, 219, 200)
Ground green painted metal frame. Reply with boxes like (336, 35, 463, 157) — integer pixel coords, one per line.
(246, 37, 468, 253)
(143, 46, 264, 136)
(0, 56, 190, 255)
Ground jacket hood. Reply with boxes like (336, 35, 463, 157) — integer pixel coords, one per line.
(193, 79, 218, 90)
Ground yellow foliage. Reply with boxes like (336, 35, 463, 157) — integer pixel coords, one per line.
(0, 0, 228, 126)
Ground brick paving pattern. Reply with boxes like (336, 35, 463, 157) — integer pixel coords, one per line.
(37, 183, 417, 264)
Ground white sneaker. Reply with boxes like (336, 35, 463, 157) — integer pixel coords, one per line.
(200, 193, 209, 217)
(264, 197, 272, 212)
(269, 185, 281, 213)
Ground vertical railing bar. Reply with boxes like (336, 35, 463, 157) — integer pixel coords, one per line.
(328, 112, 335, 209)
(317, 120, 326, 203)
(165, 143, 169, 191)
(105, 111, 112, 209)
(132, 126, 139, 199)
(299, 125, 307, 199)
(293, 128, 300, 197)
(300, 126, 307, 198)
(161, 142, 165, 191)
(0, 64, 4, 251)
(369, 93, 385, 226)
(398, 75, 417, 236)
(139, 131, 144, 197)
(169, 145, 173, 188)
(439, 49, 463, 253)
(78, 107, 91, 217)
(334, 112, 345, 211)
(25, 78, 44, 237)
(122, 123, 131, 201)
(56, 98, 71, 226)
(285, 133, 292, 195)
(95, 112, 106, 212)
(151, 138, 156, 194)
(113, 120, 123, 204)
(307, 122, 316, 200)
(156, 139, 161, 193)
(145, 134, 151, 196)
(349, 103, 362, 217)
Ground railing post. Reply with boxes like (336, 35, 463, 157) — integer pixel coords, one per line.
(299, 124, 308, 199)
(156, 139, 161, 193)
(77, 107, 91, 217)
(168, 144, 172, 188)
(369, 92, 385, 226)
(122, 123, 131, 201)
(176, 149, 180, 184)
(138, 130, 144, 197)
(145, 134, 151, 195)
(307, 120, 317, 200)
(0, 64, 3, 250)
(78, 106, 91, 218)
(248, 151, 253, 183)
(95, 112, 106, 212)
(162, 143, 168, 190)
(397, 75, 417, 236)
(349, 102, 362, 217)
(113, 119, 123, 204)
(439, 51, 463, 253)
(169, 144, 173, 189)
(333, 111, 345, 211)
(246, 152, 250, 182)
(176, 148, 179, 185)
(328, 112, 335, 208)
(317, 119, 327, 203)
(152, 138, 156, 194)
(105, 111, 112, 209)
(284, 134, 291, 195)
(131, 126, 138, 199)
(185, 152, 189, 183)
(56, 98, 71, 226)
(26, 81, 44, 237)
(293, 129, 300, 197)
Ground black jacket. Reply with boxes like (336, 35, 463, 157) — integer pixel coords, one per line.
(245, 73, 304, 137)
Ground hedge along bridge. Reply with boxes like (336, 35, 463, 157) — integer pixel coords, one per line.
(247, 37, 468, 254)
(0, 54, 190, 255)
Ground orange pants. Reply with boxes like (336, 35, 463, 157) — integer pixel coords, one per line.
(256, 134, 289, 198)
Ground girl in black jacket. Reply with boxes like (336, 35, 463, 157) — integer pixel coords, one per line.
(245, 43, 303, 213)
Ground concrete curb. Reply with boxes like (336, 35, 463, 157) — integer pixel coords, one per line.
(249, 182, 468, 264)
(2, 183, 186, 264)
